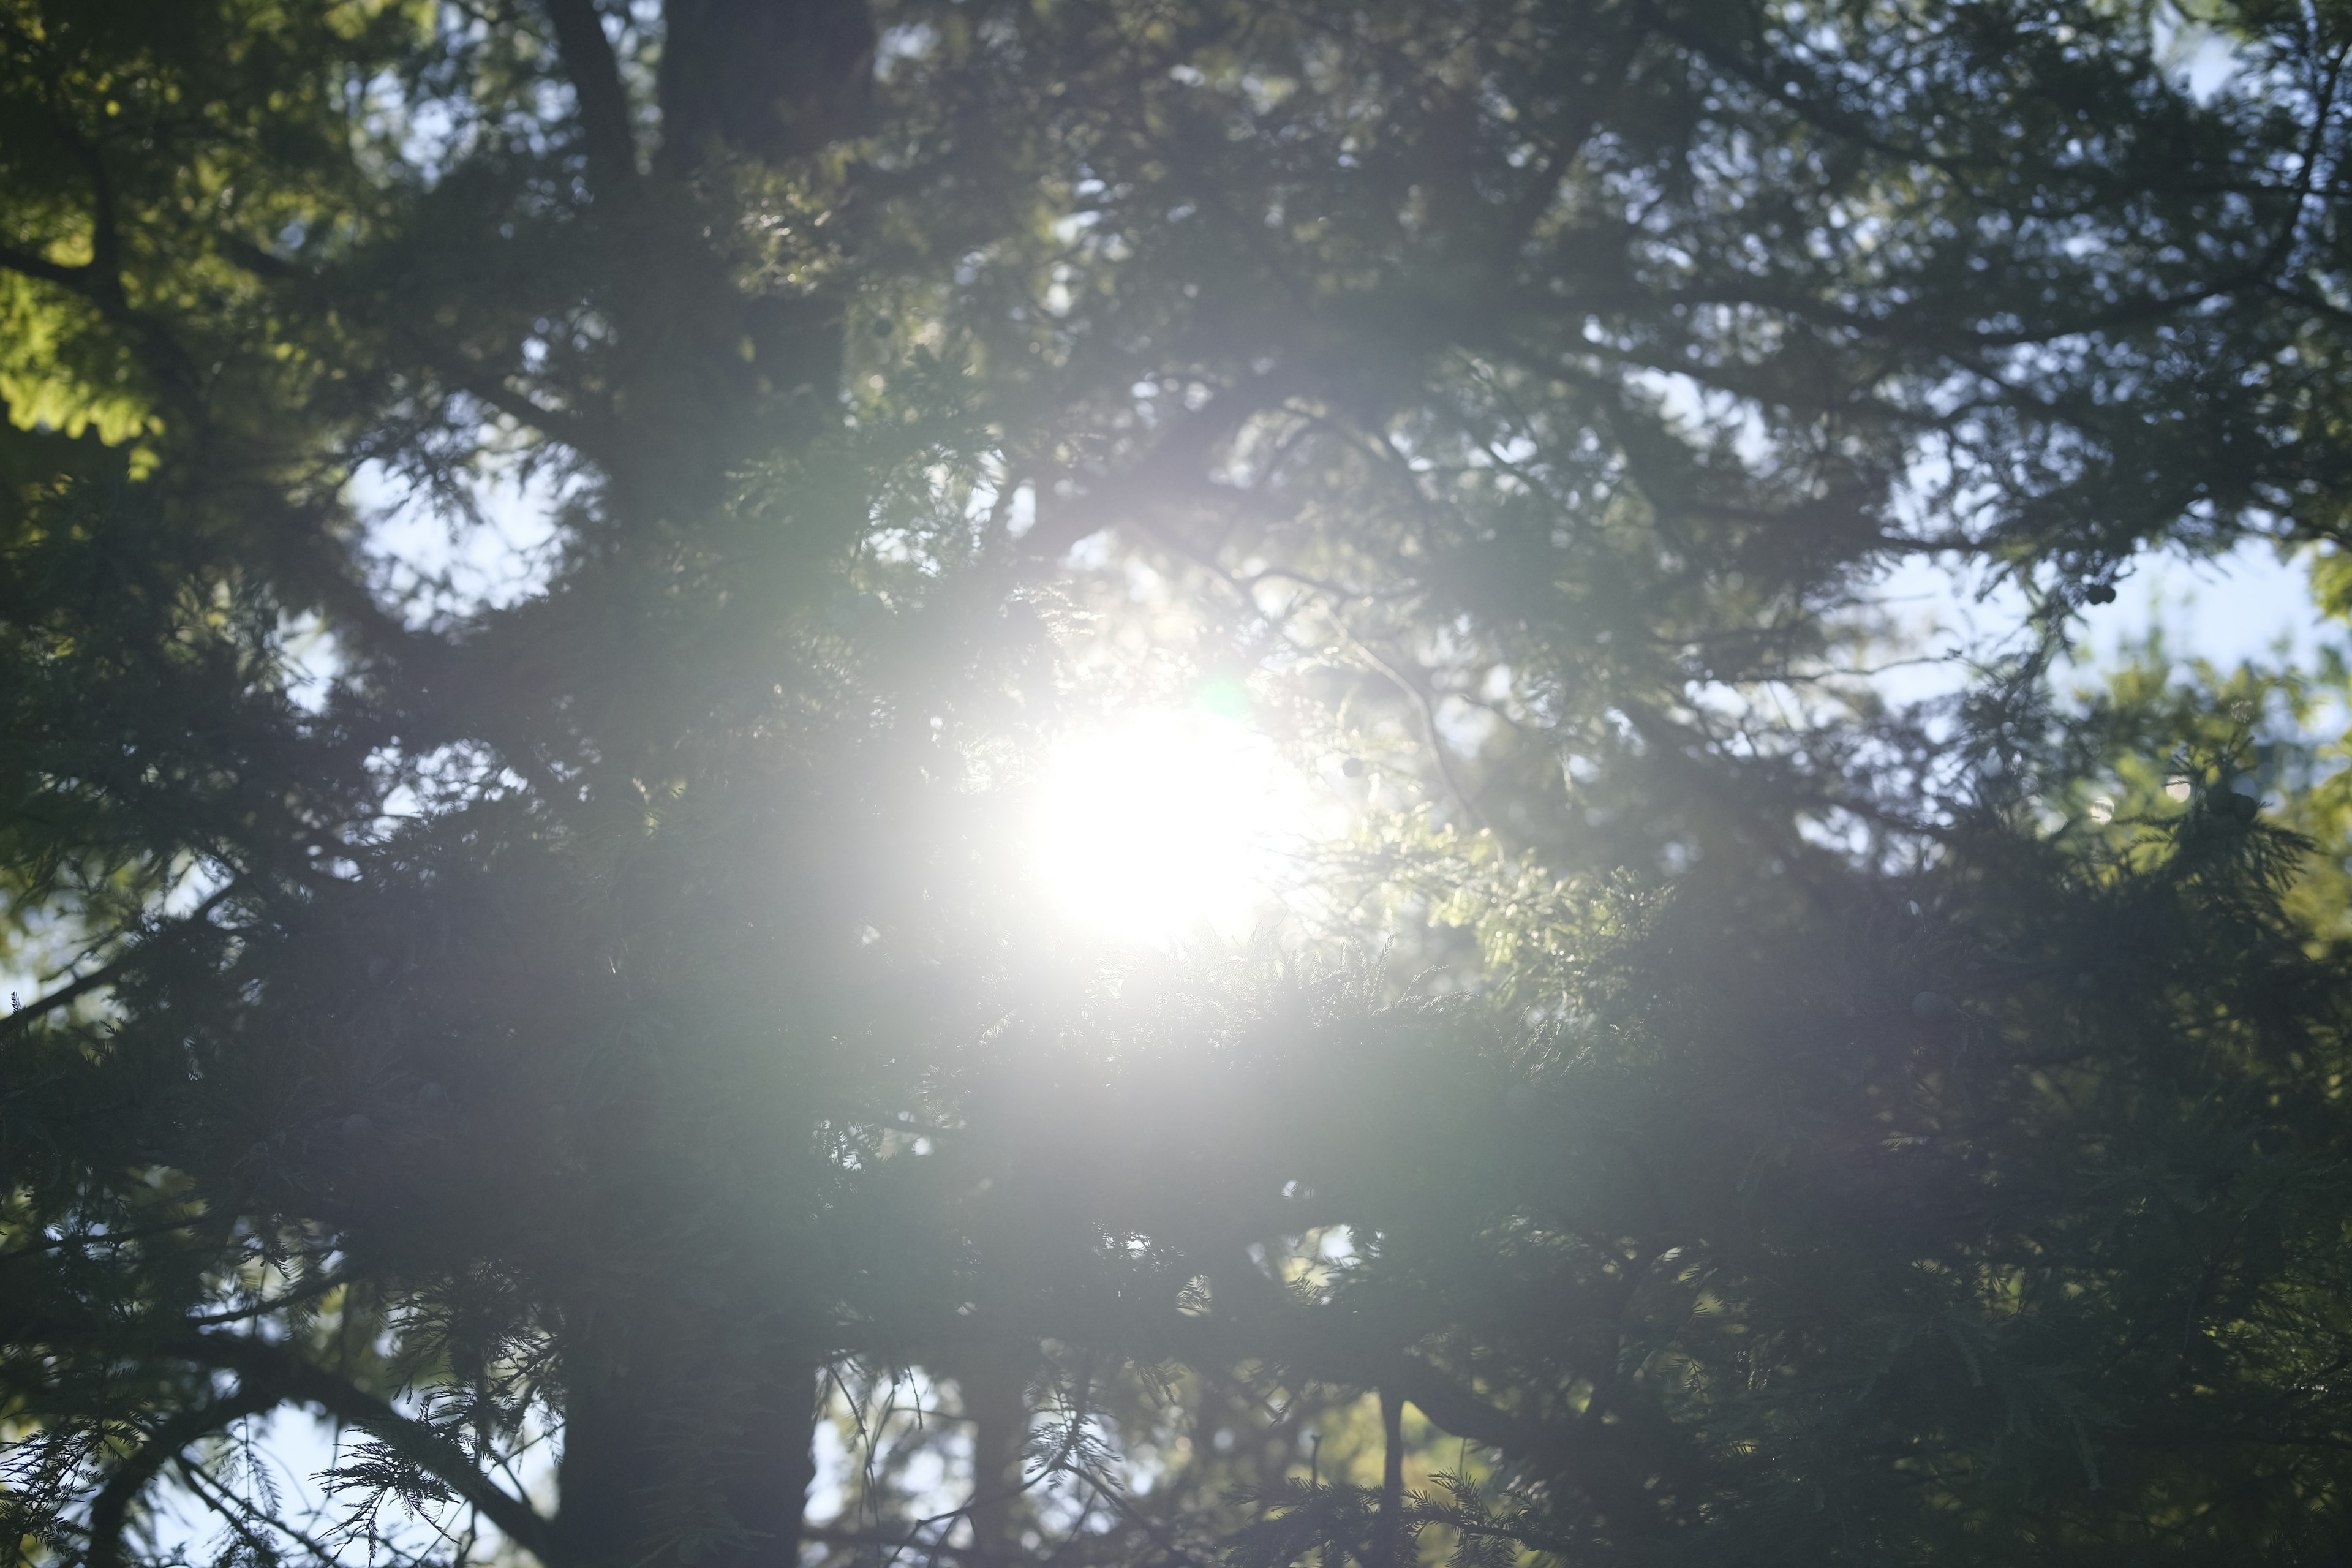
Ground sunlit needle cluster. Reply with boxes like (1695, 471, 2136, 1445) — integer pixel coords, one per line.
(1027, 707, 1310, 945)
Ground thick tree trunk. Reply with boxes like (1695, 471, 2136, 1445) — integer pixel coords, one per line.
(956, 1347, 1033, 1561)
(554, 1329, 818, 1568)
(723, 1363, 823, 1568)
(524, 9, 871, 1566)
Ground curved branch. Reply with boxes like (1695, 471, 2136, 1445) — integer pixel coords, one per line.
(87, 1385, 283, 1568)
(173, 1331, 557, 1564)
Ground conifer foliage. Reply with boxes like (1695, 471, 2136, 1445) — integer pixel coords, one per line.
(4, 0, 2352, 1565)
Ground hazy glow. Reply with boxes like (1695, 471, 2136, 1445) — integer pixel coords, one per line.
(1028, 707, 1309, 944)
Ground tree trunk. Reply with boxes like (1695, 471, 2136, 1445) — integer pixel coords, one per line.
(555, 1325, 818, 1568)
(957, 1347, 1033, 1562)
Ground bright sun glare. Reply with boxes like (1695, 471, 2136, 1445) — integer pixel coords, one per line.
(1028, 706, 1311, 946)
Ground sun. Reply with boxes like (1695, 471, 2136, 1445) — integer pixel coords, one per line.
(1027, 703, 1311, 946)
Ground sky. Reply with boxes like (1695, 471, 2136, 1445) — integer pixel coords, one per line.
(2067, 539, 2326, 676)
(1870, 535, 2330, 708)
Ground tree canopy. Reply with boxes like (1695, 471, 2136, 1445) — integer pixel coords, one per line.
(6, 0, 2352, 1565)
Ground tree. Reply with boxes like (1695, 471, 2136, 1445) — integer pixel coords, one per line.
(4, 0, 2351, 1565)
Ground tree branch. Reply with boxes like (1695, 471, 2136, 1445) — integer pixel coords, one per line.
(539, 0, 641, 195)
(1018, 369, 1308, 566)
(174, 1331, 557, 1563)
(87, 1385, 284, 1568)
(0, 242, 100, 292)
(0, 110, 203, 396)
(1005, 1297, 1688, 1534)
(1, 882, 239, 1044)
(53, 110, 129, 308)
(1341, 630, 1490, 834)
(1, 954, 129, 1042)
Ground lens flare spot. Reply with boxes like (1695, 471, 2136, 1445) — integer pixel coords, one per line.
(1028, 708, 1306, 944)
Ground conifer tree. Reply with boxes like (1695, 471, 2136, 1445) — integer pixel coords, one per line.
(3, 1, 2350, 1566)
